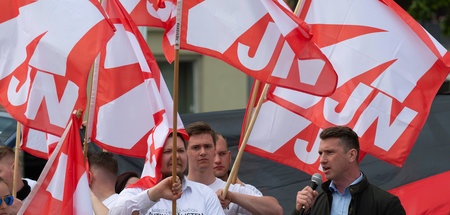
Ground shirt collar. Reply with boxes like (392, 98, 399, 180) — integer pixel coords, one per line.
(182, 176, 193, 193)
(329, 172, 363, 194)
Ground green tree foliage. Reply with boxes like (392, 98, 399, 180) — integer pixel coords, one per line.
(285, 0, 450, 36)
(406, 0, 450, 36)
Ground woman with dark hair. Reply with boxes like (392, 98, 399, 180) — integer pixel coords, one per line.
(115, 172, 139, 193)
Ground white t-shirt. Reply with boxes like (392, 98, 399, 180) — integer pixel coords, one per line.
(102, 193, 119, 209)
(109, 177, 225, 215)
(208, 178, 263, 215)
(242, 183, 262, 197)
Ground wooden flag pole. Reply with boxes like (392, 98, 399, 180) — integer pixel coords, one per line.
(12, 122, 21, 198)
(172, 0, 183, 214)
(171, 49, 180, 215)
(222, 83, 269, 198)
(244, 80, 260, 133)
(229, 0, 304, 186)
(231, 79, 260, 184)
(293, 0, 303, 15)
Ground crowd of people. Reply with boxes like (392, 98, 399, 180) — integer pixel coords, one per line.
(0, 122, 405, 215)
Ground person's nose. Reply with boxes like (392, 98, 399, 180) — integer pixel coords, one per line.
(320, 154, 327, 164)
(175, 153, 182, 162)
(214, 153, 220, 163)
(200, 147, 207, 156)
(0, 200, 6, 209)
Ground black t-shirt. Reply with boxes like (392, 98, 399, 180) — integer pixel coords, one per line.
(16, 179, 31, 200)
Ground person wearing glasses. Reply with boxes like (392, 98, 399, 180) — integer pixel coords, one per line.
(0, 146, 36, 201)
(0, 177, 21, 215)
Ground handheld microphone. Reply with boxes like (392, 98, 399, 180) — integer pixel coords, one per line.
(299, 173, 322, 215)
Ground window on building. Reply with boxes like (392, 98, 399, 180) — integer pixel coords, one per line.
(157, 61, 195, 113)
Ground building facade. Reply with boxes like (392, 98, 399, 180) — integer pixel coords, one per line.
(145, 28, 251, 114)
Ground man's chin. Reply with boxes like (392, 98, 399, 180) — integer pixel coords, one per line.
(214, 171, 226, 179)
(324, 173, 333, 181)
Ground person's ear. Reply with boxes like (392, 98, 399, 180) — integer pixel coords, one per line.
(10, 161, 15, 171)
(88, 170, 93, 185)
(348, 149, 357, 162)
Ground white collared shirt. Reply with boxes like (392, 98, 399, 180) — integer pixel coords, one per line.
(208, 178, 263, 215)
(329, 173, 363, 215)
(102, 193, 119, 209)
(109, 177, 225, 215)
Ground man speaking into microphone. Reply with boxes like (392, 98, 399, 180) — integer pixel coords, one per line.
(292, 126, 405, 215)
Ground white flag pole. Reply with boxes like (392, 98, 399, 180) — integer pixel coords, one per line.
(83, 53, 101, 158)
(83, 0, 107, 158)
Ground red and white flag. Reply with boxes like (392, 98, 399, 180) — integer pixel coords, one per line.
(135, 118, 171, 188)
(180, 0, 338, 96)
(0, 0, 114, 136)
(21, 126, 60, 159)
(90, 0, 183, 158)
(244, 0, 450, 176)
(19, 114, 93, 215)
(389, 171, 450, 214)
(119, 0, 177, 62)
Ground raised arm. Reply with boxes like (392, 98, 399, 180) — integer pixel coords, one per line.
(217, 189, 283, 215)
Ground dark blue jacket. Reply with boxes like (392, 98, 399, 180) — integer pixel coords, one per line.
(293, 174, 405, 215)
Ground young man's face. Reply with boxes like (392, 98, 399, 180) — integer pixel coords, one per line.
(318, 137, 354, 181)
(0, 159, 14, 192)
(160, 136, 187, 178)
(213, 136, 231, 179)
(187, 133, 215, 172)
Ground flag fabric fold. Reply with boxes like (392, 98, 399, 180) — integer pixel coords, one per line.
(91, 0, 184, 158)
(121, 0, 338, 95)
(0, 0, 114, 137)
(243, 0, 450, 177)
(119, 0, 177, 62)
(179, 0, 338, 96)
(21, 126, 60, 159)
(19, 114, 93, 215)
